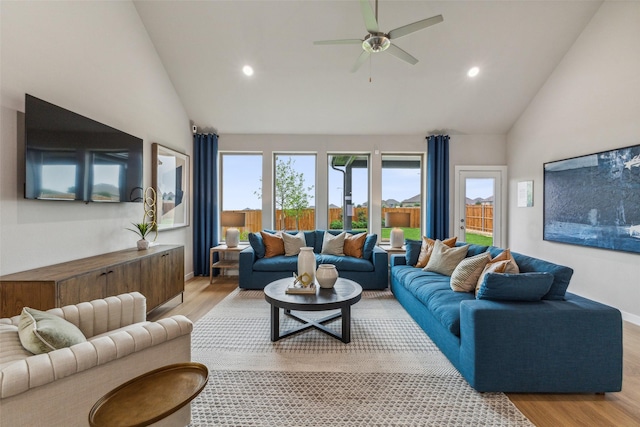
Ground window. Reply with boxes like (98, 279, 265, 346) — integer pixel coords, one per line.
(221, 154, 262, 240)
(328, 154, 369, 231)
(273, 154, 315, 231)
(381, 154, 422, 241)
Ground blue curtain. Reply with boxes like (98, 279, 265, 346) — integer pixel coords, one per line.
(193, 133, 219, 276)
(426, 135, 450, 240)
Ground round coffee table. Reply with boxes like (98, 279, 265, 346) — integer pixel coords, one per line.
(264, 277, 362, 343)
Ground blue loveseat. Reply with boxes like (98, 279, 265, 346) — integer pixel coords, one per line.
(391, 242, 623, 393)
(239, 230, 388, 290)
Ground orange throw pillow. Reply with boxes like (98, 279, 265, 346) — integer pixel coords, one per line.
(343, 233, 367, 258)
(260, 231, 285, 258)
(490, 249, 520, 274)
(415, 236, 457, 268)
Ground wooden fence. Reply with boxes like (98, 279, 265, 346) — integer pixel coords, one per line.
(224, 205, 492, 233)
(464, 205, 493, 234)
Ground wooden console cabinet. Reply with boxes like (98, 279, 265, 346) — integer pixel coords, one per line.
(0, 245, 184, 318)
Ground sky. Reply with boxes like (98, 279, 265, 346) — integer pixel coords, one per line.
(221, 155, 493, 210)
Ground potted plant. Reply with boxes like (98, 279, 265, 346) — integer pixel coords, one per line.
(127, 221, 153, 250)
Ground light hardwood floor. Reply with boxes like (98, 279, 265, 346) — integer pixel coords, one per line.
(150, 276, 640, 427)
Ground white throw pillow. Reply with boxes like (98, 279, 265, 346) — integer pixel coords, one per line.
(321, 231, 346, 256)
(424, 240, 469, 276)
(282, 232, 306, 256)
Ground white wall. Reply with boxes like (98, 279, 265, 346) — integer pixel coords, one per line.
(0, 2, 193, 276)
(219, 133, 507, 238)
(507, 2, 640, 323)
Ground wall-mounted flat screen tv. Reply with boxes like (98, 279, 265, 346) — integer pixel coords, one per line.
(24, 94, 143, 202)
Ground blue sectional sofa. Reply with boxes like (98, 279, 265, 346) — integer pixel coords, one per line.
(239, 230, 388, 290)
(390, 242, 623, 393)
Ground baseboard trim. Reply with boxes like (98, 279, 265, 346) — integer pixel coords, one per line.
(621, 310, 640, 326)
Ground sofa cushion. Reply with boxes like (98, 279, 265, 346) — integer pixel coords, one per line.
(261, 231, 285, 258)
(424, 241, 469, 276)
(321, 231, 346, 255)
(475, 259, 510, 293)
(363, 234, 377, 260)
(317, 254, 374, 272)
(416, 236, 457, 268)
(405, 239, 422, 266)
(0, 324, 32, 369)
(396, 268, 473, 337)
(282, 231, 306, 256)
(488, 247, 574, 300)
(248, 232, 266, 259)
(476, 272, 554, 301)
(511, 252, 574, 301)
(457, 242, 490, 257)
(253, 256, 299, 272)
(18, 307, 87, 354)
(344, 232, 367, 258)
(450, 252, 491, 292)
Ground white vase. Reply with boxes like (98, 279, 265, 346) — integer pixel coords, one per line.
(297, 247, 316, 286)
(316, 264, 339, 289)
(137, 239, 149, 250)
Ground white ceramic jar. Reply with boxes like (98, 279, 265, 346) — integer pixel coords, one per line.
(297, 247, 316, 286)
(316, 264, 339, 289)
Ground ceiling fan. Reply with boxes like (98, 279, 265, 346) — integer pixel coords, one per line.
(314, 0, 443, 72)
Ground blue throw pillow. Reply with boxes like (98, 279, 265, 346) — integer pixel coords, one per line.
(404, 239, 422, 266)
(510, 252, 573, 300)
(248, 232, 265, 259)
(362, 233, 377, 260)
(476, 272, 554, 302)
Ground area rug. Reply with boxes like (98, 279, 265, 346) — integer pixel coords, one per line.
(189, 289, 533, 426)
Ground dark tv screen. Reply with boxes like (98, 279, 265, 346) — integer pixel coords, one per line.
(24, 94, 143, 202)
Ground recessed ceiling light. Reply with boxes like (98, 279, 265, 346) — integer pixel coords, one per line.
(467, 67, 480, 77)
(242, 65, 254, 76)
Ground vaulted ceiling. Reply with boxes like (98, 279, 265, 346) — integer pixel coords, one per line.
(134, 0, 602, 135)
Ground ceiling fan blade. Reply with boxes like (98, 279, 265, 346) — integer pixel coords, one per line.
(351, 50, 371, 73)
(359, 0, 379, 34)
(313, 39, 363, 45)
(386, 44, 419, 65)
(388, 15, 443, 40)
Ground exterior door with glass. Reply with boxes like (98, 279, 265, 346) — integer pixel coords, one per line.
(454, 166, 507, 248)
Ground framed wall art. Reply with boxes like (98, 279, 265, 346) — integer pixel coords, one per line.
(152, 143, 190, 230)
(543, 144, 640, 254)
(517, 181, 534, 208)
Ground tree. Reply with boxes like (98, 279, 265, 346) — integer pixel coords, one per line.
(275, 158, 313, 230)
(256, 158, 314, 230)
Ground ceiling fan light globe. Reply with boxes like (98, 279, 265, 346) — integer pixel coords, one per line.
(362, 35, 390, 53)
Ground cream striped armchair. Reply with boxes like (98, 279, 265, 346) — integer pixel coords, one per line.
(0, 292, 193, 426)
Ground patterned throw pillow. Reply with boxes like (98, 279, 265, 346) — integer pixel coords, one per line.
(282, 231, 306, 256)
(260, 231, 285, 258)
(344, 232, 367, 258)
(18, 307, 87, 354)
(415, 236, 457, 268)
(450, 252, 491, 292)
(424, 240, 469, 276)
(321, 231, 346, 256)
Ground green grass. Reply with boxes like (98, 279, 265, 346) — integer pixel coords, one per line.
(380, 228, 493, 246)
(381, 228, 421, 241)
(464, 232, 493, 246)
